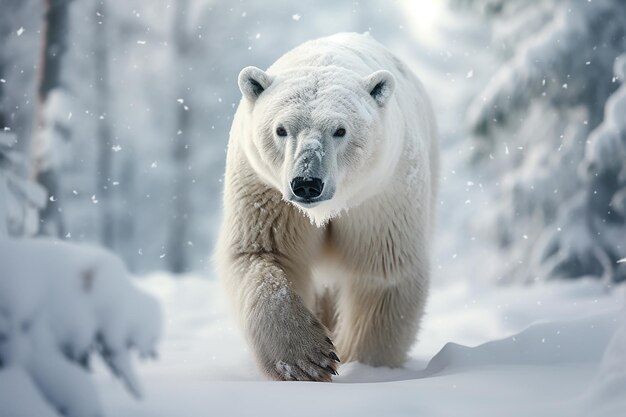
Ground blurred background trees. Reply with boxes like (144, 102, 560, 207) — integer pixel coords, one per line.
(459, 0, 626, 284)
(1, 0, 624, 283)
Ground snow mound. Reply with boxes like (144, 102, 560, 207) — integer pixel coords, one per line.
(422, 312, 619, 377)
(0, 238, 163, 417)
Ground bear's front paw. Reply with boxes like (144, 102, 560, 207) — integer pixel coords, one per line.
(260, 321, 340, 382)
(274, 336, 340, 382)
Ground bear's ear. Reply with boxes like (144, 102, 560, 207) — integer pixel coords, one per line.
(238, 66, 273, 102)
(364, 70, 396, 107)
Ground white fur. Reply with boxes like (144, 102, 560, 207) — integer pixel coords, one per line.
(217, 32, 438, 381)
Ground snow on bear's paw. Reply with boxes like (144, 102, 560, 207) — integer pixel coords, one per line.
(216, 32, 438, 381)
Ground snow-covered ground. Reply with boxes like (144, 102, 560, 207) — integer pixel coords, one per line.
(94, 274, 625, 417)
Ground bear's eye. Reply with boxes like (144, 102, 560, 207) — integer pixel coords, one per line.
(333, 128, 346, 137)
(276, 126, 288, 137)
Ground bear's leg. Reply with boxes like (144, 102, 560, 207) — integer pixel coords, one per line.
(225, 253, 340, 381)
(333, 272, 428, 367)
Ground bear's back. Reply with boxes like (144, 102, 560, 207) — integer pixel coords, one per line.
(268, 33, 400, 79)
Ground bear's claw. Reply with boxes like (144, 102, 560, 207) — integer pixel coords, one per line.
(325, 365, 338, 375)
(267, 333, 340, 382)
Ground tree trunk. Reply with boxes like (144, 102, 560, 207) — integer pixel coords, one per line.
(0, 60, 5, 130)
(34, 0, 72, 237)
(117, 152, 137, 270)
(167, 0, 192, 273)
(94, 0, 115, 248)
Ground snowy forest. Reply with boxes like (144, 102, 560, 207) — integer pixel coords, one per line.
(1, 0, 625, 416)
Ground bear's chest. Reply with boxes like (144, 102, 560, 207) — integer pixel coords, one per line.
(320, 210, 419, 280)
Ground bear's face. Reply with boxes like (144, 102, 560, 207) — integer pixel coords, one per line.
(237, 65, 396, 225)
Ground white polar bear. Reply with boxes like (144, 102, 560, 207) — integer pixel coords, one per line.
(217, 32, 438, 382)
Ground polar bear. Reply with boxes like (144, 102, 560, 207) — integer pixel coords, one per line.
(216, 32, 438, 382)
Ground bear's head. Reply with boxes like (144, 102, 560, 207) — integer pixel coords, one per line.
(237, 65, 398, 226)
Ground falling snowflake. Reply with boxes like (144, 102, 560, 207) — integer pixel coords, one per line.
(292, 14, 301, 21)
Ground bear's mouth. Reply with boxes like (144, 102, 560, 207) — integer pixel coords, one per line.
(290, 196, 326, 208)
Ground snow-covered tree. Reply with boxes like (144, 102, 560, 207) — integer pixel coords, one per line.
(0, 0, 42, 155)
(464, 0, 626, 283)
(0, 0, 44, 237)
(0, 132, 46, 236)
(1, 9, 162, 413)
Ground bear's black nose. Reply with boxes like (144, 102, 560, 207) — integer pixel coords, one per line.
(291, 177, 324, 200)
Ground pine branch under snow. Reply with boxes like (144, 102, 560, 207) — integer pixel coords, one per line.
(468, 0, 626, 139)
(0, 238, 163, 417)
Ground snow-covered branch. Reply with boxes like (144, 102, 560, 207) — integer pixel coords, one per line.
(0, 239, 162, 417)
(468, 0, 626, 139)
